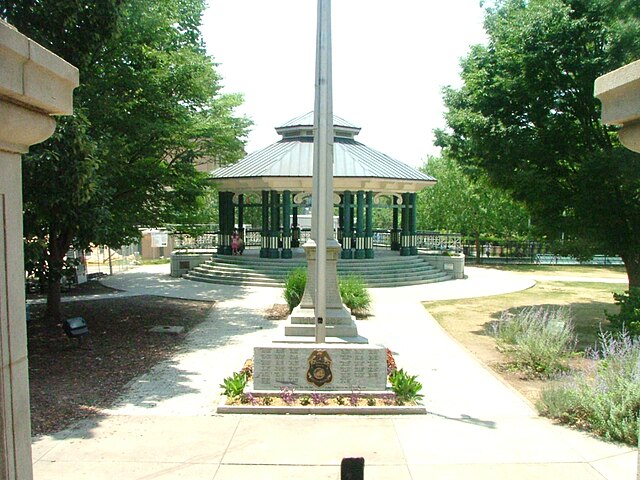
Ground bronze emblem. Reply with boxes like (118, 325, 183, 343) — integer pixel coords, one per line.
(306, 350, 333, 387)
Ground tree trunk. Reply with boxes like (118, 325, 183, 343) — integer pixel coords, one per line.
(43, 229, 72, 324)
(474, 232, 481, 265)
(44, 276, 63, 324)
(621, 251, 640, 290)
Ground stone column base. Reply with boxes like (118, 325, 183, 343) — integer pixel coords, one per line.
(283, 239, 362, 341)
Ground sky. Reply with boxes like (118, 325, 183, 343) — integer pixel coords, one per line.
(201, 1, 488, 169)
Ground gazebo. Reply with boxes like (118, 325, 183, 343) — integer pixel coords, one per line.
(210, 112, 435, 260)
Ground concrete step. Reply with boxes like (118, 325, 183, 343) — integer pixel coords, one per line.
(197, 260, 442, 276)
(186, 268, 451, 288)
(182, 273, 282, 288)
(194, 262, 440, 279)
(284, 324, 359, 337)
(184, 253, 454, 288)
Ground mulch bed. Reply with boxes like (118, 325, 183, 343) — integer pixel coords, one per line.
(264, 303, 290, 320)
(27, 281, 214, 436)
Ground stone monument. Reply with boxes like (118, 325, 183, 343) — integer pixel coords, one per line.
(252, 0, 387, 393)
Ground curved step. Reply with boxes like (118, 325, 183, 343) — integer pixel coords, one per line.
(183, 253, 454, 288)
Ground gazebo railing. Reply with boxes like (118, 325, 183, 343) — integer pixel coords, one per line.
(416, 232, 462, 253)
(173, 231, 219, 249)
(171, 227, 462, 253)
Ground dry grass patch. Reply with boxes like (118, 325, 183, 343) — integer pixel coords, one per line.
(482, 264, 627, 279)
(425, 276, 627, 405)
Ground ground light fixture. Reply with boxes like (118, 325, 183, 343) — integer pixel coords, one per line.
(63, 316, 89, 345)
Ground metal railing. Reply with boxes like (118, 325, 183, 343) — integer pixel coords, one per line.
(164, 227, 624, 265)
(173, 232, 219, 249)
(171, 229, 462, 252)
(416, 232, 462, 252)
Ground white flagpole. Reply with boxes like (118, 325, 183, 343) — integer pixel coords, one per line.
(312, 0, 333, 343)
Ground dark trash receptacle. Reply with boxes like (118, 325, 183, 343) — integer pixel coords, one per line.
(63, 317, 89, 338)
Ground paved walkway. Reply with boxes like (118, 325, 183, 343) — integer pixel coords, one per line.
(31, 265, 638, 480)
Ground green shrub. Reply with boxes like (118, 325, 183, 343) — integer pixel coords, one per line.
(538, 330, 640, 446)
(338, 275, 371, 316)
(283, 267, 307, 312)
(282, 269, 372, 316)
(490, 305, 576, 377)
(220, 371, 247, 398)
(606, 288, 640, 336)
(389, 368, 424, 405)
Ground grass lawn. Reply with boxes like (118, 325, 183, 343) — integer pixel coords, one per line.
(480, 263, 627, 279)
(425, 266, 628, 405)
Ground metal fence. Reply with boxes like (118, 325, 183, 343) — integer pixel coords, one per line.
(462, 241, 623, 265)
(86, 244, 140, 275)
(167, 228, 623, 265)
(173, 232, 219, 249)
(170, 229, 463, 252)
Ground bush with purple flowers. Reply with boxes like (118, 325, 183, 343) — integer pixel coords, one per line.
(538, 330, 640, 445)
(490, 305, 576, 377)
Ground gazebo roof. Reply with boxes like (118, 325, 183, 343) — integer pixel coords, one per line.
(210, 113, 436, 193)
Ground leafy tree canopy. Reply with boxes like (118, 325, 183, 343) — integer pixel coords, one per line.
(4, 0, 251, 319)
(437, 0, 640, 286)
(417, 155, 530, 259)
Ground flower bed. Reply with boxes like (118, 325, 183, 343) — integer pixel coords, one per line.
(217, 351, 427, 415)
(217, 393, 426, 415)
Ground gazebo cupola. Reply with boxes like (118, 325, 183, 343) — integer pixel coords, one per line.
(211, 112, 436, 259)
(275, 111, 361, 141)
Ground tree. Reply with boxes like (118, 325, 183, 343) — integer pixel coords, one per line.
(436, 0, 640, 286)
(22, 116, 99, 302)
(4, 0, 250, 321)
(417, 155, 530, 261)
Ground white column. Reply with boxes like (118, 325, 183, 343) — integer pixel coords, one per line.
(0, 20, 79, 479)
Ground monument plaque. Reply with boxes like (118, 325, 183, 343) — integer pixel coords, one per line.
(253, 343, 387, 391)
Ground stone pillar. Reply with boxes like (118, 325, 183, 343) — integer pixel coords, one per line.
(285, 241, 361, 340)
(281, 190, 292, 259)
(410, 192, 418, 255)
(292, 205, 300, 248)
(400, 192, 411, 256)
(260, 190, 270, 258)
(0, 20, 79, 479)
(337, 194, 344, 247)
(269, 190, 280, 258)
(365, 191, 374, 259)
(391, 196, 401, 251)
(341, 191, 353, 259)
(595, 59, 640, 477)
(237, 194, 244, 234)
(595, 60, 640, 152)
(217, 191, 225, 254)
(354, 190, 366, 259)
(217, 191, 233, 255)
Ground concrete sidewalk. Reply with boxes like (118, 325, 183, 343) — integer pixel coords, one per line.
(31, 265, 638, 479)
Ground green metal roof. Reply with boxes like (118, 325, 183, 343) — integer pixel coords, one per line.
(211, 114, 435, 192)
